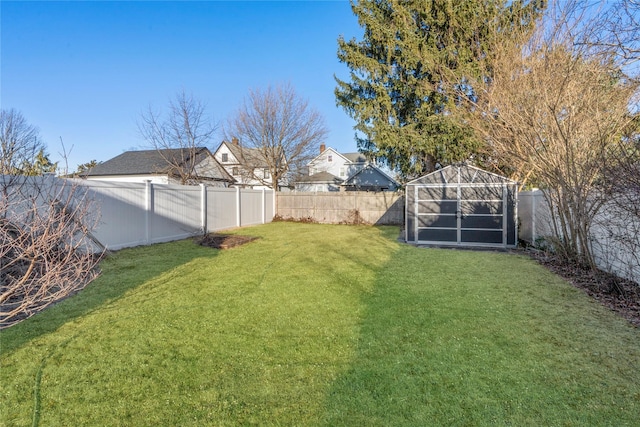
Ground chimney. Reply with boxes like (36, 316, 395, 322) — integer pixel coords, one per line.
(319, 143, 326, 154)
(232, 137, 239, 145)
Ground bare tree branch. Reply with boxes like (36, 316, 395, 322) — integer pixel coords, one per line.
(458, 0, 640, 270)
(1, 110, 103, 328)
(1, 109, 46, 176)
(138, 90, 218, 184)
(226, 83, 328, 190)
(1, 176, 103, 328)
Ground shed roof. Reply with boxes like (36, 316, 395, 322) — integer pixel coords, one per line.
(406, 165, 517, 186)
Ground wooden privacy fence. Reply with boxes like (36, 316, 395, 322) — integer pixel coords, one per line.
(276, 191, 404, 225)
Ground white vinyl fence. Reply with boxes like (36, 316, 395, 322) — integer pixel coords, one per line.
(519, 190, 640, 285)
(2, 176, 274, 251)
(80, 180, 274, 250)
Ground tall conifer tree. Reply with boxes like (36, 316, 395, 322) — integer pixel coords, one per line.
(336, 0, 543, 180)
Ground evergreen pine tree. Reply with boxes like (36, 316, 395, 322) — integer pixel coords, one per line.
(335, 0, 543, 180)
(21, 148, 57, 175)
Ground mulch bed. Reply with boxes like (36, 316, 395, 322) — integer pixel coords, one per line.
(197, 233, 258, 250)
(524, 249, 640, 328)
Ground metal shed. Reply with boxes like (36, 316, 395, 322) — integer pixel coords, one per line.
(405, 165, 518, 248)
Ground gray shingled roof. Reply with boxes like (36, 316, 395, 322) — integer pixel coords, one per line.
(342, 152, 368, 163)
(85, 148, 232, 181)
(296, 171, 343, 184)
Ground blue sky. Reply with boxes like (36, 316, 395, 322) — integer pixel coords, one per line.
(1, 0, 362, 172)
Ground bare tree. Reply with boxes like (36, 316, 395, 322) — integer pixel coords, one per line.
(458, 0, 640, 269)
(578, 0, 640, 67)
(1, 111, 103, 328)
(1, 109, 47, 176)
(593, 0, 640, 283)
(138, 90, 218, 184)
(226, 83, 328, 190)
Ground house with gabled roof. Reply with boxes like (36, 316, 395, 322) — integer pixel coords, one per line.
(296, 145, 399, 192)
(82, 147, 234, 186)
(342, 164, 399, 192)
(295, 171, 345, 192)
(213, 138, 277, 190)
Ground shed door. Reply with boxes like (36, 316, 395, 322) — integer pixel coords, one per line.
(414, 183, 508, 247)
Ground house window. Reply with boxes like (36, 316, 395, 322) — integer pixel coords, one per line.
(263, 168, 270, 179)
(232, 167, 239, 176)
(340, 168, 345, 177)
(328, 155, 333, 162)
(222, 153, 228, 162)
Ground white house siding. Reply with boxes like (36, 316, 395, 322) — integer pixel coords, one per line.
(213, 141, 274, 189)
(308, 148, 363, 178)
(213, 143, 239, 167)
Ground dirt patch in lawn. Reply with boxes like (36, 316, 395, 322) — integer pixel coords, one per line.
(197, 233, 258, 250)
(524, 249, 640, 328)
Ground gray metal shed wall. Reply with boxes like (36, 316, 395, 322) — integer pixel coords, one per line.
(405, 166, 518, 247)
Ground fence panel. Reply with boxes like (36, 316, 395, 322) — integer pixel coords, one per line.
(69, 180, 274, 250)
(276, 191, 404, 225)
(76, 180, 149, 249)
(151, 183, 202, 244)
(590, 204, 640, 286)
(519, 190, 639, 285)
(6, 175, 636, 284)
(239, 189, 263, 227)
(1, 175, 54, 222)
(517, 191, 554, 243)
(205, 187, 238, 231)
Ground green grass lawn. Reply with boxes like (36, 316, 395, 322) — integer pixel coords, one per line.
(1, 222, 639, 426)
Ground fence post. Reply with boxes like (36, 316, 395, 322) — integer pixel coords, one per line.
(236, 187, 241, 227)
(144, 180, 152, 245)
(262, 188, 266, 224)
(531, 190, 538, 242)
(502, 184, 508, 247)
(200, 184, 207, 234)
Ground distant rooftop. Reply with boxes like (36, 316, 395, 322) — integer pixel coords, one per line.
(342, 152, 368, 163)
(84, 147, 230, 181)
(296, 171, 343, 183)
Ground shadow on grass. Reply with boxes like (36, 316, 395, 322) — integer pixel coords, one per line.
(319, 244, 430, 426)
(0, 239, 219, 355)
